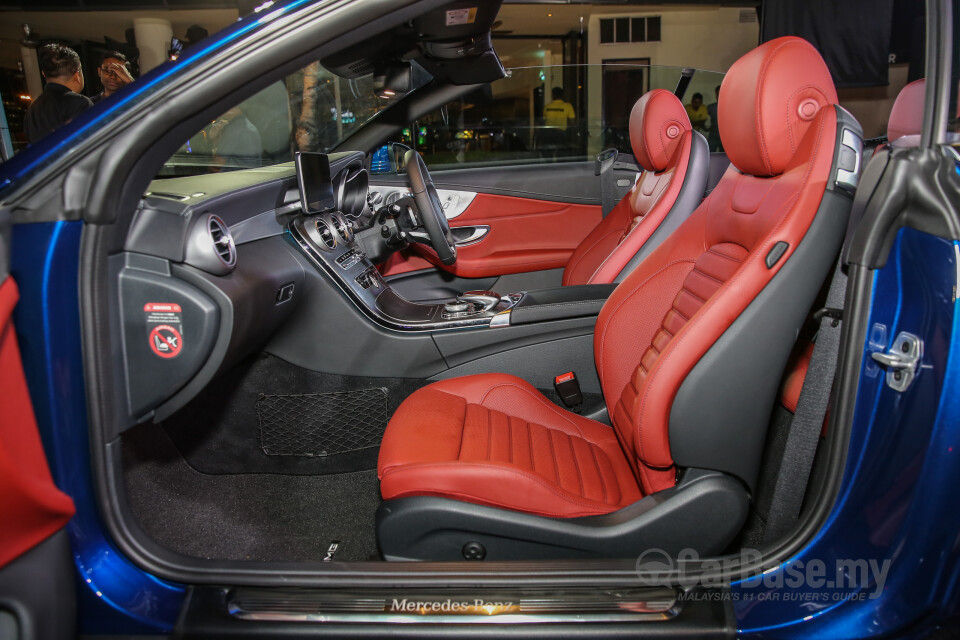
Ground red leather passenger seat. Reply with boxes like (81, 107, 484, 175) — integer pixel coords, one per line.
(563, 89, 708, 286)
(377, 37, 859, 560)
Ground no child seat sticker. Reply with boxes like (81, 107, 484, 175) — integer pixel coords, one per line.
(145, 302, 183, 359)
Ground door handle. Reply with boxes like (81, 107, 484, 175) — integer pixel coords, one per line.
(451, 225, 490, 247)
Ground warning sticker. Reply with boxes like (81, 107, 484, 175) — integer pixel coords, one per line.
(145, 302, 183, 359)
(149, 325, 182, 359)
(445, 7, 477, 26)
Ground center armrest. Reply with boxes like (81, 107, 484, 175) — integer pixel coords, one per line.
(510, 284, 617, 325)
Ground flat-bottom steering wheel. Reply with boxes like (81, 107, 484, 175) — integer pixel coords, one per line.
(405, 149, 457, 266)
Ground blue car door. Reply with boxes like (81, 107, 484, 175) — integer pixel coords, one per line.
(0, 209, 76, 640)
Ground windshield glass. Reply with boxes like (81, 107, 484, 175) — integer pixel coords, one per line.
(157, 63, 429, 178)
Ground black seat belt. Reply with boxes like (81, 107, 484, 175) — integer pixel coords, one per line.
(595, 148, 637, 217)
(760, 139, 887, 544)
(762, 258, 846, 543)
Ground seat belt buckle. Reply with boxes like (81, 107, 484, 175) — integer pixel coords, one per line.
(554, 372, 584, 412)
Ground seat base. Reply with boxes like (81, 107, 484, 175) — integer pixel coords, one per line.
(376, 468, 749, 561)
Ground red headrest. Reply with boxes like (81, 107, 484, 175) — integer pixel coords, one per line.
(629, 89, 691, 172)
(719, 36, 838, 177)
(887, 79, 926, 142)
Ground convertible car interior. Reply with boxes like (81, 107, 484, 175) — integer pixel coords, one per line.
(96, 0, 879, 573)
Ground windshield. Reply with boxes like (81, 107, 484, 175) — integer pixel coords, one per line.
(157, 63, 429, 178)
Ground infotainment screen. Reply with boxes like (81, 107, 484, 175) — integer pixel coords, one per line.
(295, 152, 336, 213)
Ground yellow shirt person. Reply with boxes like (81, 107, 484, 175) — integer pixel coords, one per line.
(544, 88, 575, 129)
(685, 92, 709, 134)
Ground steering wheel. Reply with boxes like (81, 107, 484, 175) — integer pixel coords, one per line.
(404, 149, 457, 266)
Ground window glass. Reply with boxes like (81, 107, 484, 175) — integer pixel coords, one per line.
(380, 64, 724, 173)
(156, 62, 429, 178)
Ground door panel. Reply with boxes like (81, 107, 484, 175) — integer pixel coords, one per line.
(433, 193, 602, 278)
(0, 211, 76, 640)
(378, 165, 603, 281)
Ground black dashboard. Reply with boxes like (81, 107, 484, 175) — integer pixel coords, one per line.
(113, 151, 522, 428)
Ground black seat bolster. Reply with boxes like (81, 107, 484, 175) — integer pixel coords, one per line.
(376, 468, 749, 561)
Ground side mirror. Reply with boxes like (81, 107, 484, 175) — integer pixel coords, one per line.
(370, 142, 413, 175)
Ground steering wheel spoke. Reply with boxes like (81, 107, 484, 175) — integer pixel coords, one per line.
(404, 150, 458, 266)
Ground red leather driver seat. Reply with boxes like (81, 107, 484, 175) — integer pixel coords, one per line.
(562, 90, 708, 286)
(376, 37, 862, 561)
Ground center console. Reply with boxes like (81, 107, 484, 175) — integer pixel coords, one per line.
(289, 213, 522, 331)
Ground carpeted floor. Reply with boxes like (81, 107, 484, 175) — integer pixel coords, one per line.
(122, 424, 382, 562)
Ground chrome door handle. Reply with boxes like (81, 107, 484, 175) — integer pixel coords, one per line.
(452, 225, 490, 246)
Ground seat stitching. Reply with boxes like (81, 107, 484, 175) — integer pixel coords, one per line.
(486, 406, 493, 461)
(589, 444, 609, 503)
(691, 266, 726, 286)
(382, 461, 635, 510)
(596, 259, 697, 383)
(508, 417, 514, 464)
(705, 247, 745, 263)
(457, 404, 467, 460)
(478, 383, 589, 438)
(547, 428, 561, 485)
(527, 420, 536, 475)
(567, 433, 584, 497)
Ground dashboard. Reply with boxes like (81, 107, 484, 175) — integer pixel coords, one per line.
(115, 151, 518, 428)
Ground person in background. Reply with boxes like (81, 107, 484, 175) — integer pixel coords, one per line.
(93, 51, 135, 103)
(685, 92, 709, 135)
(539, 87, 575, 158)
(544, 87, 575, 129)
(706, 85, 723, 152)
(23, 43, 93, 144)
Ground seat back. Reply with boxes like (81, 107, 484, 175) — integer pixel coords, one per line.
(563, 89, 708, 286)
(888, 78, 926, 143)
(595, 37, 861, 494)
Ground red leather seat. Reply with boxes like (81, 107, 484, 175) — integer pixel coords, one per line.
(562, 89, 708, 286)
(886, 78, 925, 144)
(378, 37, 858, 560)
(379, 374, 643, 518)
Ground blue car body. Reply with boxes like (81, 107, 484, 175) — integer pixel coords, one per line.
(2, 0, 958, 636)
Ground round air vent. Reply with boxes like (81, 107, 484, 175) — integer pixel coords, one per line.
(315, 217, 337, 250)
(331, 213, 353, 243)
(184, 213, 237, 275)
(208, 215, 237, 268)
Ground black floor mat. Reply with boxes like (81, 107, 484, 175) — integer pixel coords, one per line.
(122, 424, 382, 562)
(159, 353, 428, 475)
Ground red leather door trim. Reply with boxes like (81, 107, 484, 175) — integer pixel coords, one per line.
(384, 193, 602, 279)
